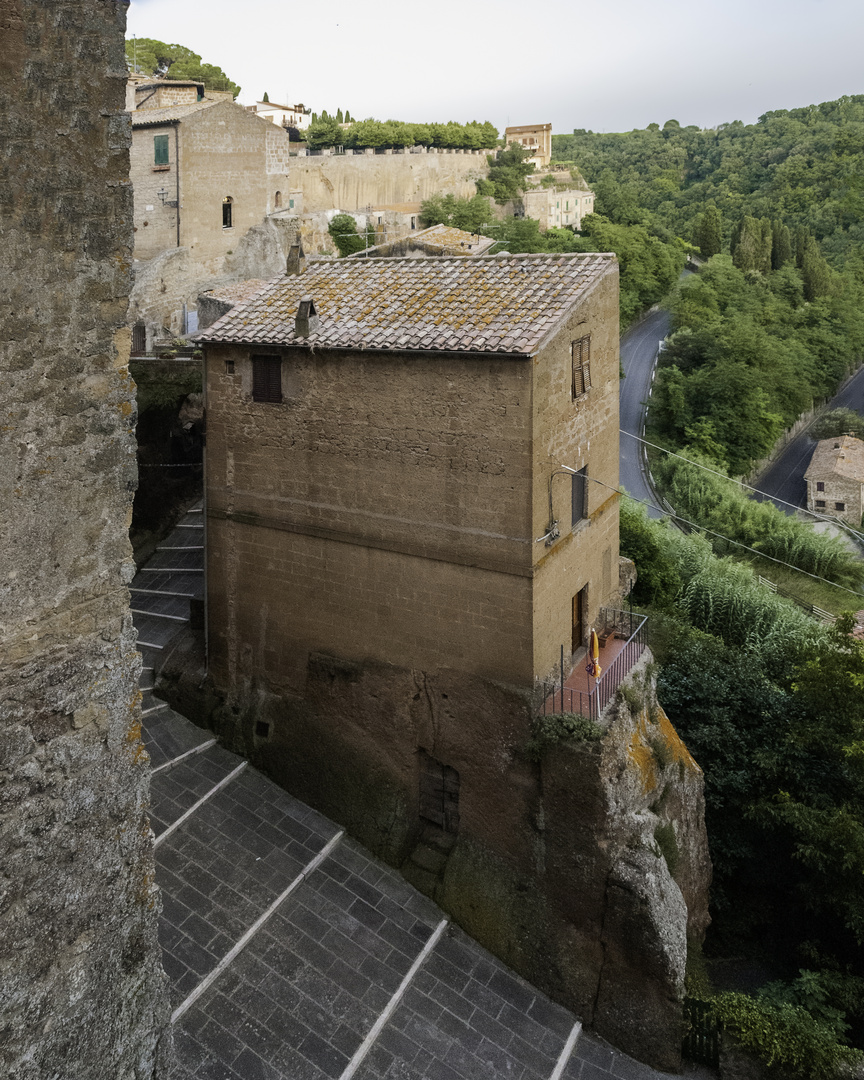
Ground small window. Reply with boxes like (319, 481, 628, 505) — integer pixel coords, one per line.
(816, 481, 825, 492)
(571, 335, 591, 398)
(252, 355, 282, 402)
(572, 466, 588, 526)
(419, 750, 460, 836)
(411, 216, 416, 230)
(275, 191, 282, 208)
(154, 134, 169, 165)
(815, 500, 826, 508)
(222, 196, 233, 229)
(225, 359, 235, 374)
(835, 502, 846, 511)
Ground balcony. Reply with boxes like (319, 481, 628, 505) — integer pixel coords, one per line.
(538, 607, 649, 721)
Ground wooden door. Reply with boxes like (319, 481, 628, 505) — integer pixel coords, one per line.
(572, 587, 585, 654)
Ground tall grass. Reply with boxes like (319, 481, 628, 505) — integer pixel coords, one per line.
(656, 453, 864, 588)
(654, 520, 829, 675)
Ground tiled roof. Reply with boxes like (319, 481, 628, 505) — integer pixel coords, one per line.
(131, 99, 222, 127)
(413, 223, 497, 256)
(197, 253, 615, 355)
(805, 435, 864, 482)
(202, 280, 271, 306)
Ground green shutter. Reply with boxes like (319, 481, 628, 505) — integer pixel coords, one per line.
(154, 134, 169, 165)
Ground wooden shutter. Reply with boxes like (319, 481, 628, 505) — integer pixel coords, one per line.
(572, 335, 591, 398)
(252, 356, 282, 402)
(153, 134, 169, 165)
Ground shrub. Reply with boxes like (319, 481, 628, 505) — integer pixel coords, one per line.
(712, 992, 861, 1079)
(527, 713, 602, 760)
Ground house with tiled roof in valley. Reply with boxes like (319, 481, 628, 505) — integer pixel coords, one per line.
(805, 434, 864, 525)
(189, 251, 711, 1071)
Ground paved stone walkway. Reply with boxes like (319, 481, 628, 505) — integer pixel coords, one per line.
(132, 504, 701, 1080)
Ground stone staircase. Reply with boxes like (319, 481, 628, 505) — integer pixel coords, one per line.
(131, 503, 690, 1080)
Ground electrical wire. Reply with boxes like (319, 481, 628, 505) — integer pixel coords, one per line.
(622, 429, 864, 544)
(586, 474, 864, 601)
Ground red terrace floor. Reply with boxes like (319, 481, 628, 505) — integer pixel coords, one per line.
(544, 633, 632, 718)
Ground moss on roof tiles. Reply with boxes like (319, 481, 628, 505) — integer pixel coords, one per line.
(198, 253, 615, 356)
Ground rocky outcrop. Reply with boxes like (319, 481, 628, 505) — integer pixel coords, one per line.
(539, 654, 711, 1069)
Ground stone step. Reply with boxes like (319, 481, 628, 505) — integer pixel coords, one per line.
(148, 743, 245, 841)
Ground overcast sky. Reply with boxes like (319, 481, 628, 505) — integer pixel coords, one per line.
(127, 0, 863, 134)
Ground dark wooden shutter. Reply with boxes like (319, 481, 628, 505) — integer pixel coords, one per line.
(572, 466, 587, 526)
(572, 335, 591, 398)
(252, 356, 282, 402)
(132, 323, 146, 355)
(153, 134, 169, 165)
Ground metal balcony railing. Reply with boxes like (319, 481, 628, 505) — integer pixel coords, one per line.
(538, 607, 649, 721)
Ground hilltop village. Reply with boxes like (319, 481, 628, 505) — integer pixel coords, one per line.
(4, 8, 864, 1080)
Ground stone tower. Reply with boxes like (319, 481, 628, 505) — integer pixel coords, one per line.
(0, 1, 171, 1075)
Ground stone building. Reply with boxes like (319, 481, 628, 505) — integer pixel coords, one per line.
(200, 252, 621, 691)
(1, 1, 170, 1076)
(505, 122, 553, 167)
(130, 88, 291, 270)
(522, 185, 596, 230)
(805, 434, 864, 524)
(246, 98, 312, 137)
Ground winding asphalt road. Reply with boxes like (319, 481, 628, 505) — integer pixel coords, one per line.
(618, 306, 864, 520)
(619, 308, 671, 517)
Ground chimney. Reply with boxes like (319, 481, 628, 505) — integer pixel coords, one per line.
(295, 296, 318, 337)
(286, 241, 305, 276)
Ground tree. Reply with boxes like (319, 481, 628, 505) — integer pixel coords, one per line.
(695, 204, 722, 257)
(328, 213, 373, 257)
(772, 219, 793, 269)
(124, 38, 240, 97)
(262, 91, 269, 102)
(306, 115, 343, 150)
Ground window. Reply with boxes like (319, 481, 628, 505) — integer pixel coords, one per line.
(572, 466, 588, 526)
(835, 502, 846, 511)
(289, 197, 294, 209)
(153, 134, 169, 165)
(815, 500, 826, 508)
(571, 335, 591, 398)
(225, 359, 235, 374)
(222, 196, 233, 229)
(411, 216, 416, 230)
(816, 481, 825, 492)
(274, 191, 282, 208)
(252, 355, 282, 402)
(419, 751, 460, 836)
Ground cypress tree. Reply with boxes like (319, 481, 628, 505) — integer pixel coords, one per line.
(336, 107, 343, 123)
(771, 220, 793, 269)
(758, 217, 773, 274)
(262, 90, 269, 102)
(794, 226, 810, 268)
(696, 205, 722, 257)
(731, 216, 761, 271)
(801, 236, 830, 300)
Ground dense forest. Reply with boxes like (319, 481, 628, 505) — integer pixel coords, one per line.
(595, 97, 864, 1073)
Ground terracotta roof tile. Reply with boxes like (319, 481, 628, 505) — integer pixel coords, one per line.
(198, 254, 614, 356)
(805, 435, 864, 482)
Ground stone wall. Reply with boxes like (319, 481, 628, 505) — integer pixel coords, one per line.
(288, 150, 487, 213)
(0, 2, 171, 1076)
